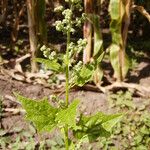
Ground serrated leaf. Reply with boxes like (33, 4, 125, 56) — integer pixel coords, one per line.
(14, 93, 58, 132)
(36, 58, 62, 72)
(74, 112, 122, 142)
(102, 114, 123, 132)
(74, 64, 95, 86)
(56, 99, 80, 128)
(73, 112, 122, 142)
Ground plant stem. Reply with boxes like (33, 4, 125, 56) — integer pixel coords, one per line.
(64, 28, 71, 150)
(64, 125, 69, 150)
(64, 14, 71, 150)
(64, 1, 72, 149)
(65, 30, 70, 107)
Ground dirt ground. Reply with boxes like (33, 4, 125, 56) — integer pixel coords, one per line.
(0, 51, 150, 149)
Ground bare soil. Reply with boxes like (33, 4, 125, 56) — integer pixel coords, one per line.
(0, 51, 150, 149)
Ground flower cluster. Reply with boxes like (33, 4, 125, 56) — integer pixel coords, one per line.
(40, 45, 56, 60)
(55, 0, 85, 34)
(69, 39, 87, 56)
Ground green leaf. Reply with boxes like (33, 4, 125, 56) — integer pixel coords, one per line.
(73, 112, 122, 142)
(36, 58, 62, 72)
(134, 135, 143, 145)
(14, 93, 58, 132)
(101, 114, 123, 132)
(96, 51, 105, 64)
(73, 116, 109, 141)
(140, 125, 149, 135)
(136, 145, 147, 150)
(69, 141, 75, 150)
(74, 64, 95, 86)
(56, 99, 80, 128)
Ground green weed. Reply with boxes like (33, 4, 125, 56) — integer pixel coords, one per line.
(14, 1, 122, 150)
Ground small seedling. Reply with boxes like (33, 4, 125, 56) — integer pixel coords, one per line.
(15, 1, 122, 149)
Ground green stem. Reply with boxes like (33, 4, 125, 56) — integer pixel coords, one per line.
(65, 30, 70, 107)
(64, 125, 69, 150)
(64, 29, 71, 150)
(64, 2, 72, 149)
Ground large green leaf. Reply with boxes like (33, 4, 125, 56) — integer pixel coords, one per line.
(73, 112, 123, 142)
(56, 99, 80, 128)
(36, 58, 62, 72)
(14, 93, 58, 132)
(101, 114, 123, 132)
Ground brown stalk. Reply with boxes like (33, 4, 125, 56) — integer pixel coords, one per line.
(122, 0, 132, 48)
(11, 1, 26, 42)
(27, 0, 38, 73)
(0, 0, 8, 24)
(83, 0, 93, 63)
(133, 5, 150, 23)
(118, 0, 132, 81)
